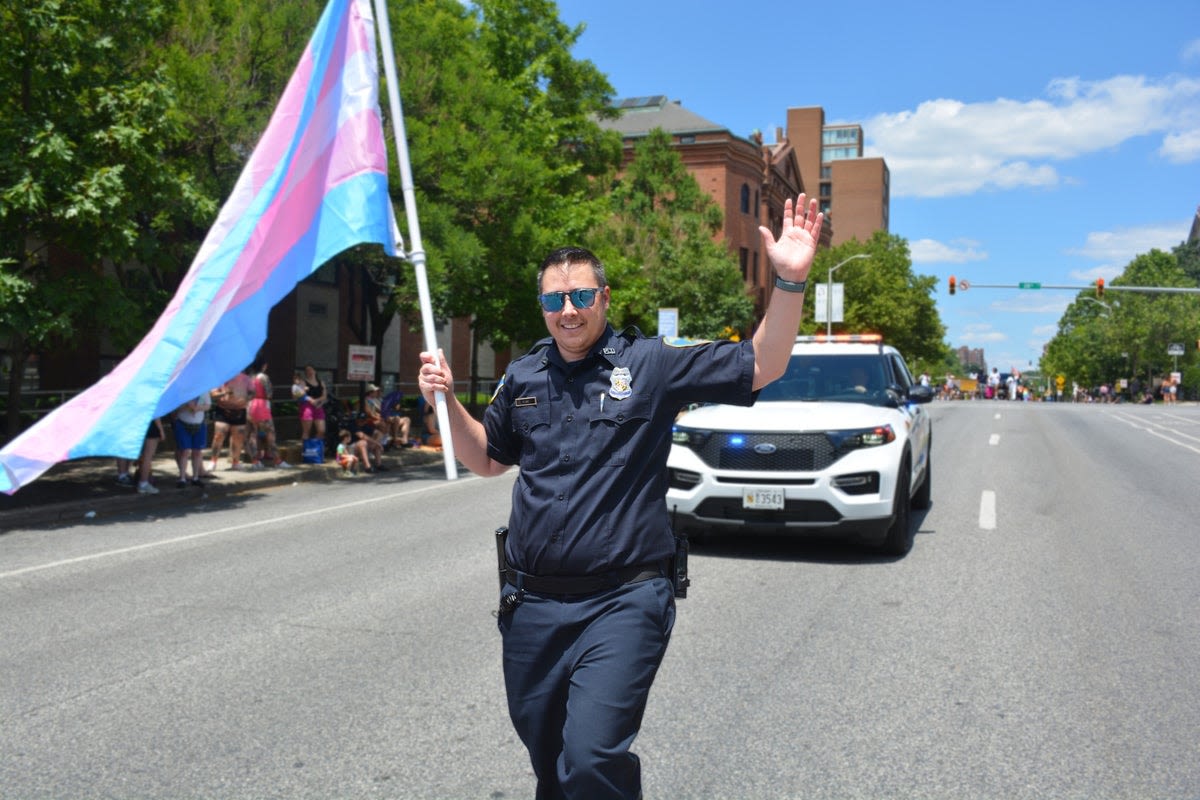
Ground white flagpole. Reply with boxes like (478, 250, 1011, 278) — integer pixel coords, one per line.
(372, 0, 457, 480)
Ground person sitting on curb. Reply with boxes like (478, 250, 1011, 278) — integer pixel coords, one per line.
(336, 429, 361, 475)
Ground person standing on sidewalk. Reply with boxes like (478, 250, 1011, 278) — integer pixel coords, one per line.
(247, 361, 290, 468)
(210, 369, 252, 470)
(173, 392, 211, 487)
(117, 417, 165, 494)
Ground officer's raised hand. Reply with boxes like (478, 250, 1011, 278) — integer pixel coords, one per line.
(751, 194, 826, 389)
(759, 194, 823, 283)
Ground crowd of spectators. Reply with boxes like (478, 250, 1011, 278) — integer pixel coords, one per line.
(117, 363, 438, 492)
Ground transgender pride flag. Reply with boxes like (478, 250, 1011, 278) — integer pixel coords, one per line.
(0, 0, 400, 493)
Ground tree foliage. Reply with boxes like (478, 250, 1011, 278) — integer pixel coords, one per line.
(0, 0, 211, 435)
(801, 231, 948, 366)
(589, 128, 755, 340)
(1042, 249, 1200, 395)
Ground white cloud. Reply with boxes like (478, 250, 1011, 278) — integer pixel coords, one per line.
(910, 238, 987, 264)
(991, 294, 1075, 314)
(1183, 39, 1200, 62)
(1160, 128, 1200, 163)
(864, 75, 1200, 198)
(958, 323, 1006, 343)
(1068, 222, 1190, 262)
(1068, 265, 1120, 283)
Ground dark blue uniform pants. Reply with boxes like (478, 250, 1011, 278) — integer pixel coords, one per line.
(499, 575, 676, 800)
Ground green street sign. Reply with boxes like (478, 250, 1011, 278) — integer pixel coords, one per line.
(1018, 282, 1042, 289)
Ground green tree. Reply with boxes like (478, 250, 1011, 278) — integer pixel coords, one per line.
(362, 0, 621, 408)
(1042, 249, 1200, 397)
(590, 128, 755, 339)
(1174, 238, 1200, 285)
(802, 231, 948, 365)
(0, 0, 210, 437)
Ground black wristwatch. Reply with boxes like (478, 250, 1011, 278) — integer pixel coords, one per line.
(774, 275, 807, 293)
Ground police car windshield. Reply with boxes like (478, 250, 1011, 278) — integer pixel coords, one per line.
(757, 354, 889, 404)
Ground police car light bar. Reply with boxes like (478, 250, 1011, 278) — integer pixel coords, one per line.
(796, 334, 883, 343)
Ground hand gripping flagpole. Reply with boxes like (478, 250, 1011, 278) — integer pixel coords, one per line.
(372, 0, 457, 479)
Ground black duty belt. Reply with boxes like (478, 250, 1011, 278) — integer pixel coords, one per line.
(505, 563, 663, 596)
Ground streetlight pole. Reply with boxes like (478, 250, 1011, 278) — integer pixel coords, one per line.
(825, 253, 870, 336)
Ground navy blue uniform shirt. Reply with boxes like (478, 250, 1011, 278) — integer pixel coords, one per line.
(485, 324, 757, 576)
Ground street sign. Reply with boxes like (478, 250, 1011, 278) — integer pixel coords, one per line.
(1056, 374, 1065, 388)
(658, 307, 679, 338)
(1167, 343, 1185, 356)
(347, 345, 376, 381)
(959, 279, 970, 291)
(1018, 282, 1042, 289)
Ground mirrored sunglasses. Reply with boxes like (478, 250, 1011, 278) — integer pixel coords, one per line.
(538, 287, 600, 312)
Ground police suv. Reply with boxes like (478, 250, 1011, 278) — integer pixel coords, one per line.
(667, 335, 933, 555)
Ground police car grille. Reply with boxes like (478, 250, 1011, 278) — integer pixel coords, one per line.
(701, 433, 840, 472)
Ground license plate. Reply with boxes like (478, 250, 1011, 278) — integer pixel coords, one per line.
(743, 488, 785, 510)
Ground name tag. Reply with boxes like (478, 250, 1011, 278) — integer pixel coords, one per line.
(514, 396, 538, 407)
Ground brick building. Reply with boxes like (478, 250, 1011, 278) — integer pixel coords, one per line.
(10, 99, 889, 414)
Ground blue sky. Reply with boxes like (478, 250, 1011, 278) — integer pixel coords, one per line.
(553, 0, 1200, 372)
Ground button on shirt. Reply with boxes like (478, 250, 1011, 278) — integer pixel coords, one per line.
(485, 325, 756, 576)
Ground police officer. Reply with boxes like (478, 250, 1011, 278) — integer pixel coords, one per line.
(418, 195, 823, 799)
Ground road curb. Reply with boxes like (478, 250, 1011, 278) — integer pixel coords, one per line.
(0, 448, 447, 531)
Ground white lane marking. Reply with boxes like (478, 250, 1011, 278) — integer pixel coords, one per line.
(994, 413, 1002, 420)
(989, 434, 1001, 446)
(979, 490, 997, 530)
(1107, 409, 1200, 452)
(0, 476, 483, 581)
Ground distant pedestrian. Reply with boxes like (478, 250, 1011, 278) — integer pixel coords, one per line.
(210, 369, 253, 470)
(297, 365, 329, 441)
(117, 417, 165, 494)
(174, 393, 211, 487)
(247, 361, 289, 468)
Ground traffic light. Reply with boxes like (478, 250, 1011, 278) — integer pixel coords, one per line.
(1096, 278, 1104, 298)
(948, 276, 956, 296)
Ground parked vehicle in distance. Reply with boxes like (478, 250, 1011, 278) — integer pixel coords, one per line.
(667, 334, 933, 555)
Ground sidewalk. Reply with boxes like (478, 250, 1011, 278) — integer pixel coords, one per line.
(0, 440, 448, 530)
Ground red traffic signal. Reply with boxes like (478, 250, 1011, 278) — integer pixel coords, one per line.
(948, 276, 957, 296)
(1096, 278, 1105, 298)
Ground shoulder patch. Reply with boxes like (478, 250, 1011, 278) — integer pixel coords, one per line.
(662, 336, 712, 348)
(489, 374, 506, 404)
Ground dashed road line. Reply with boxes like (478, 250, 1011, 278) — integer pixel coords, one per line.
(979, 490, 997, 530)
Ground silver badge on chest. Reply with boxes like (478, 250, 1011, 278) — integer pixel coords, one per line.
(608, 367, 633, 400)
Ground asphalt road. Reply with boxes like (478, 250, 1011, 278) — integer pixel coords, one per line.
(2, 401, 1198, 799)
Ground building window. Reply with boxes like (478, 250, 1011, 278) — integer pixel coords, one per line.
(739, 247, 749, 281)
(753, 251, 759, 283)
(820, 182, 832, 198)
(740, 184, 751, 214)
(679, 134, 696, 144)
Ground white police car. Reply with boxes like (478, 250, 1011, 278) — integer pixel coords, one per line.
(667, 335, 933, 555)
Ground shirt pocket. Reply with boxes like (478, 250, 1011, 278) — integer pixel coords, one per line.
(512, 403, 552, 468)
(588, 396, 652, 467)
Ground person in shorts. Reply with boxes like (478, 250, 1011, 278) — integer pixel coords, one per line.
(174, 392, 211, 487)
(210, 369, 252, 470)
(297, 365, 328, 441)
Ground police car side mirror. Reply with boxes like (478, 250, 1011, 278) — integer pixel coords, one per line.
(907, 384, 934, 404)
